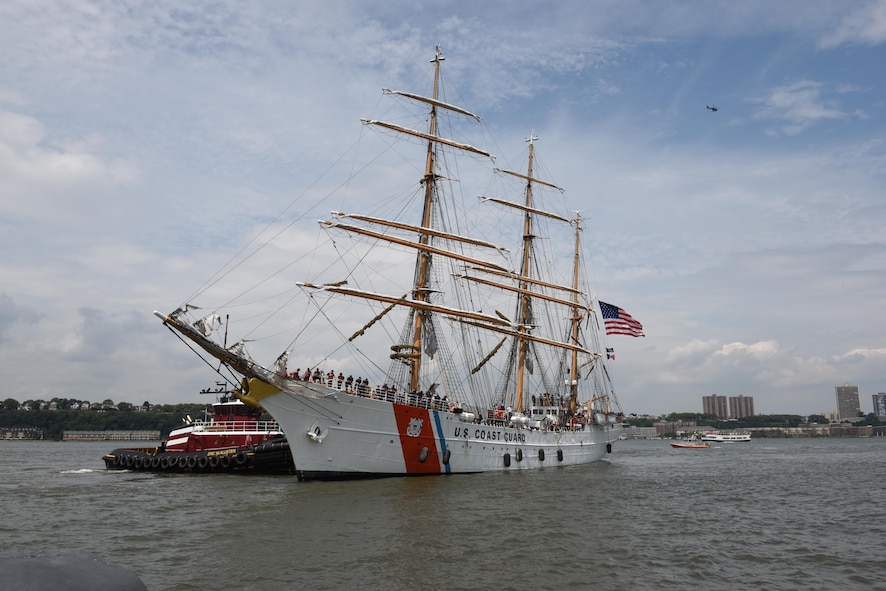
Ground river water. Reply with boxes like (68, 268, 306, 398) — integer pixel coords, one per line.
(1, 438, 883, 591)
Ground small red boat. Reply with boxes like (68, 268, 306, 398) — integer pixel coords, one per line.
(103, 385, 294, 474)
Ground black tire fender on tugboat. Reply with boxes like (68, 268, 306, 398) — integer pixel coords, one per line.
(186, 456, 197, 469)
(220, 455, 231, 469)
(197, 456, 209, 469)
(235, 452, 247, 466)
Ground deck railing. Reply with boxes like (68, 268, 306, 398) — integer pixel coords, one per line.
(193, 420, 281, 433)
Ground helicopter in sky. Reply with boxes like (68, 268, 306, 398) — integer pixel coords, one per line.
(706, 105, 718, 112)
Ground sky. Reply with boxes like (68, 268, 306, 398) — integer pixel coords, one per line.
(2, 1, 885, 416)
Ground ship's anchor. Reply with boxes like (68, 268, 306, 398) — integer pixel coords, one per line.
(305, 422, 328, 443)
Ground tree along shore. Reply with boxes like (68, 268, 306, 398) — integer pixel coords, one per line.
(0, 405, 220, 441)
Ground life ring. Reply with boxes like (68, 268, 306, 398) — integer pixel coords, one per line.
(495, 409, 506, 420)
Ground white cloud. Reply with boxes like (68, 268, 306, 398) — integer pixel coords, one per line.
(820, 0, 886, 48)
(751, 80, 850, 135)
(714, 340, 781, 360)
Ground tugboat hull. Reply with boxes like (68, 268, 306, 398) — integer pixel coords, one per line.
(103, 437, 294, 475)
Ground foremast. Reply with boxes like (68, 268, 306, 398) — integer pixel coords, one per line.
(361, 47, 492, 394)
(409, 49, 444, 394)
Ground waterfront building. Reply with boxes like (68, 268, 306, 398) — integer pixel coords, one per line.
(729, 395, 755, 419)
(702, 394, 729, 419)
(835, 384, 861, 420)
(873, 393, 886, 419)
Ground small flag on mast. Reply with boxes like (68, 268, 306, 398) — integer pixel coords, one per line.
(606, 347, 615, 360)
(599, 301, 645, 337)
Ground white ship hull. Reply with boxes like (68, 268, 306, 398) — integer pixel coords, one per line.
(258, 381, 620, 481)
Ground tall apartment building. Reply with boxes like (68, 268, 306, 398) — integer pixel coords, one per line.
(873, 393, 886, 418)
(703, 394, 729, 419)
(729, 395, 755, 419)
(835, 384, 861, 420)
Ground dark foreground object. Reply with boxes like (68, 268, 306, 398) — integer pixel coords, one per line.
(0, 549, 146, 591)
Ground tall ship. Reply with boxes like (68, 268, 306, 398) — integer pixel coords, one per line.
(156, 49, 627, 481)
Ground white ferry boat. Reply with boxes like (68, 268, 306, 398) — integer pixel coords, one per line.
(700, 431, 751, 443)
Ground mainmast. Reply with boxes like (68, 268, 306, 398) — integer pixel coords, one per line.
(513, 134, 539, 413)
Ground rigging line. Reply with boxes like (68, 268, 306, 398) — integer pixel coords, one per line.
(185, 133, 399, 308)
(241, 285, 312, 348)
(162, 324, 240, 390)
(301, 291, 390, 381)
(243, 221, 373, 350)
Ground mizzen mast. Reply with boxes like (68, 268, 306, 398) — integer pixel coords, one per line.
(567, 214, 584, 415)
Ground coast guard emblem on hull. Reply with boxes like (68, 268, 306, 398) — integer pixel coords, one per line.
(406, 417, 423, 438)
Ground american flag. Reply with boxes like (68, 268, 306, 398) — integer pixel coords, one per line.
(599, 301, 645, 337)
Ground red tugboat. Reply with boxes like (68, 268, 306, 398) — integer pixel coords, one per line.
(102, 384, 294, 474)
